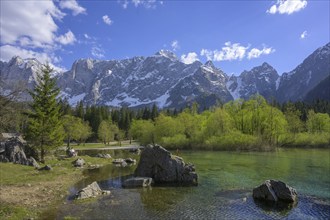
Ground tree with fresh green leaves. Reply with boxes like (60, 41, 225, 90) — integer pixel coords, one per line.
(98, 120, 119, 145)
(62, 115, 92, 148)
(307, 110, 330, 133)
(26, 64, 64, 162)
(130, 119, 155, 145)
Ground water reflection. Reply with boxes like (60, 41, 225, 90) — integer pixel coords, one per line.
(42, 148, 330, 219)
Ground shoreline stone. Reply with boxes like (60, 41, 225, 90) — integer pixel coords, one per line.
(134, 144, 198, 186)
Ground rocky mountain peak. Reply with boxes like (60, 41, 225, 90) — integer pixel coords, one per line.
(204, 60, 215, 68)
(8, 56, 24, 66)
(155, 49, 177, 61)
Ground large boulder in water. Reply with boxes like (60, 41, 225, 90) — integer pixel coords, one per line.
(253, 180, 297, 203)
(76, 181, 110, 199)
(134, 144, 198, 185)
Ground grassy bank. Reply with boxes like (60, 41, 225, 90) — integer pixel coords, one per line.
(0, 155, 114, 220)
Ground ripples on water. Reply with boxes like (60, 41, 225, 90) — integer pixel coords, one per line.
(44, 148, 330, 219)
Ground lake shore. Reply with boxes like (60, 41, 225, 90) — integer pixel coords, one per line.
(0, 155, 113, 219)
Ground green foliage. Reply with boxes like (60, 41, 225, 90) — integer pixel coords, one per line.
(98, 120, 119, 145)
(26, 64, 64, 161)
(129, 94, 329, 150)
(306, 110, 330, 133)
(130, 119, 155, 145)
(62, 115, 92, 147)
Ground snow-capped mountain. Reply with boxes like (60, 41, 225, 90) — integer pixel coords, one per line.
(276, 42, 330, 102)
(226, 62, 279, 100)
(1, 43, 329, 108)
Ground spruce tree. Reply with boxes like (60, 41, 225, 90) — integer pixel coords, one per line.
(27, 64, 64, 162)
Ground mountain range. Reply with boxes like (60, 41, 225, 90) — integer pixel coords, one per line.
(0, 42, 329, 109)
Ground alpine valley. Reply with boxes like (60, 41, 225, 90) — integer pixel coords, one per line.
(1, 42, 329, 109)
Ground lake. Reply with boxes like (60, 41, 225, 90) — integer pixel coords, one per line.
(44, 148, 330, 219)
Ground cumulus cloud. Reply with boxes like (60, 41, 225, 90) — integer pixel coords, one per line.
(181, 52, 199, 64)
(0, 1, 78, 71)
(202, 42, 248, 62)
(118, 0, 158, 9)
(59, 0, 86, 16)
(267, 0, 307, 15)
(0, 1, 64, 47)
(300, 30, 308, 39)
(102, 15, 113, 26)
(171, 40, 180, 51)
(201, 42, 275, 61)
(91, 46, 105, 59)
(56, 30, 76, 45)
(84, 34, 91, 39)
(200, 49, 213, 61)
(247, 46, 275, 59)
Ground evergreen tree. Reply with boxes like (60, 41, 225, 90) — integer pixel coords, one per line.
(27, 65, 64, 162)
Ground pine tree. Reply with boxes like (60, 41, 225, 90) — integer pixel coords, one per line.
(27, 65, 64, 162)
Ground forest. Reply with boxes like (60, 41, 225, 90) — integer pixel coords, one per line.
(1, 91, 329, 152)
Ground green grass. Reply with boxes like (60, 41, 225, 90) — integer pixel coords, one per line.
(64, 140, 139, 150)
(0, 155, 114, 219)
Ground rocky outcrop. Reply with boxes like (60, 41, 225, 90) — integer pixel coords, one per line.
(0, 138, 39, 167)
(134, 145, 198, 185)
(73, 158, 85, 167)
(253, 180, 297, 203)
(75, 181, 110, 199)
(122, 177, 153, 188)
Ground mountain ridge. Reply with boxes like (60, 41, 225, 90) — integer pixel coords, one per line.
(1, 43, 329, 108)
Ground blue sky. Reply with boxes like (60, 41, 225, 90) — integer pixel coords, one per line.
(0, 0, 329, 75)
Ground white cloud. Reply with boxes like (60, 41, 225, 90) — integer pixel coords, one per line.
(213, 42, 248, 61)
(171, 40, 179, 51)
(267, 0, 307, 15)
(91, 46, 105, 59)
(201, 42, 275, 61)
(119, 0, 157, 9)
(247, 46, 275, 59)
(102, 15, 113, 26)
(56, 30, 76, 45)
(59, 0, 86, 16)
(300, 30, 308, 39)
(200, 49, 213, 61)
(181, 52, 199, 64)
(0, 1, 64, 47)
(84, 34, 91, 39)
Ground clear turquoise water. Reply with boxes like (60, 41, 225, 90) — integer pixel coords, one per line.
(45, 148, 330, 219)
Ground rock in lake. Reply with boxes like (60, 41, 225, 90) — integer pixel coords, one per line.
(134, 144, 198, 185)
(76, 181, 110, 199)
(253, 180, 297, 203)
(122, 177, 153, 188)
(73, 158, 85, 167)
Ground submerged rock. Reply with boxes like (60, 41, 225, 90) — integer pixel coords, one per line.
(134, 144, 198, 185)
(76, 181, 110, 199)
(253, 180, 297, 203)
(122, 177, 153, 188)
